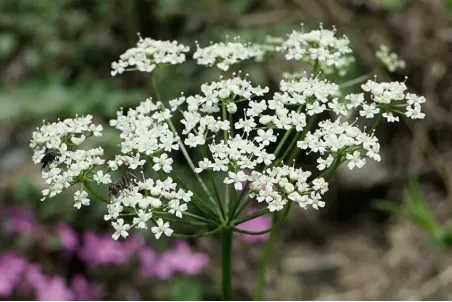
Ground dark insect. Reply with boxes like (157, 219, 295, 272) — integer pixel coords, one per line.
(41, 148, 61, 170)
(108, 172, 137, 198)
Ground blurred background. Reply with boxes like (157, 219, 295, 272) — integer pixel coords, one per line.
(2, 0, 452, 300)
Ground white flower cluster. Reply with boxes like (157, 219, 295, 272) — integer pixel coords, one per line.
(297, 119, 381, 171)
(30, 115, 106, 203)
(32, 25, 429, 241)
(249, 165, 328, 211)
(268, 75, 341, 121)
(193, 39, 265, 71)
(111, 35, 190, 76)
(376, 45, 406, 72)
(104, 176, 192, 240)
(359, 79, 426, 121)
(279, 25, 354, 74)
(169, 76, 269, 147)
(109, 98, 179, 173)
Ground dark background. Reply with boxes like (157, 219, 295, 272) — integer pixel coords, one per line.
(1, 0, 452, 300)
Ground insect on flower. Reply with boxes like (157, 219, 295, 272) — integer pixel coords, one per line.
(108, 172, 137, 198)
(40, 148, 61, 170)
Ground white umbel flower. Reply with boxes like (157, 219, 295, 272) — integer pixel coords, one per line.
(111, 35, 189, 76)
(151, 218, 174, 239)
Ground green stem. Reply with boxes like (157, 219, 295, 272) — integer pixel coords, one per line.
(172, 227, 222, 239)
(273, 128, 292, 157)
(231, 182, 250, 219)
(221, 229, 233, 301)
(367, 114, 382, 135)
(83, 182, 108, 203)
(234, 201, 292, 235)
(339, 74, 371, 89)
(234, 208, 269, 225)
(150, 73, 221, 218)
(254, 213, 279, 301)
(285, 115, 317, 163)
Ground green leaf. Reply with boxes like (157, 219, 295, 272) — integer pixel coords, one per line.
(380, 0, 407, 9)
(405, 176, 438, 233)
(13, 176, 40, 202)
(171, 277, 203, 301)
(372, 199, 403, 214)
(446, 0, 452, 12)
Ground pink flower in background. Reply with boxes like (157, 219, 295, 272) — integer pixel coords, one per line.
(23, 264, 47, 294)
(9, 207, 36, 235)
(78, 232, 130, 266)
(138, 248, 158, 278)
(138, 241, 209, 280)
(56, 222, 79, 252)
(238, 214, 271, 243)
(123, 234, 145, 259)
(152, 252, 176, 280)
(167, 240, 209, 276)
(0, 252, 28, 297)
(70, 275, 100, 301)
(35, 276, 74, 301)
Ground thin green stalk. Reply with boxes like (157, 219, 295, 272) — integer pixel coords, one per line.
(367, 114, 382, 135)
(285, 115, 317, 163)
(150, 73, 221, 217)
(170, 172, 217, 218)
(254, 213, 279, 301)
(152, 211, 217, 226)
(234, 201, 292, 235)
(231, 182, 250, 219)
(172, 227, 223, 239)
(221, 229, 233, 300)
(273, 128, 293, 157)
(83, 182, 108, 203)
(234, 208, 269, 225)
(201, 145, 225, 219)
(339, 74, 371, 89)
(320, 154, 344, 179)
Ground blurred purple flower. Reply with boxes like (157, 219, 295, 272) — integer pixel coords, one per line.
(123, 234, 145, 259)
(70, 274, 100, 301)
(0, 252, 28, 297)
(35, 276, 74, 301)
(23, 264, 47, 294)
(238, 214, 271, 243)
(56, 222, 79, 252)
(8, 207, 36, 235)
(168, 240, 209, 276)
(79, 232, 131, 266)
(138, 241, 208, 280)
(152, 252, 176, 280)
(138, 248, 158, 278)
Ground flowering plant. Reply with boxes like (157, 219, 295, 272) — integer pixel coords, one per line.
(30, 25, 426, 300)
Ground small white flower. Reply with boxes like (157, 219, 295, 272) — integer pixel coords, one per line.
(312, 178, 329, 194)
(255, 129, 277, 146)
(360, 103, 380, 118)
(151, 218, 173, 239)
(153, 153, 173, 173)
(93, 170, 112, 184)
(309, 192, 325, 210)
(224, 171, 248, 190)
(112, 218, 131, 240)
(382, 112, 399, 122)
(74, 190, 90, 209)
(133, 209, 152, 229)
(317, 155, 334, 171)
(168, 200, 188, 218)
(346, 151, 366, 169)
